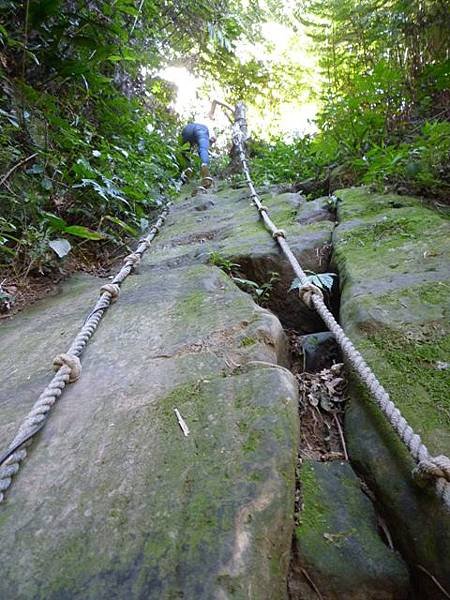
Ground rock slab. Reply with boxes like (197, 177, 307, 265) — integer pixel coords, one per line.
(291, 460, 409, 600)
(333, 187, 450, 596)
(0, 187, 309, 599)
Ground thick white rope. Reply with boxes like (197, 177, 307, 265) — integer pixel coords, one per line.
(232, 111, 450, 509)
(0, 205, 171, 502)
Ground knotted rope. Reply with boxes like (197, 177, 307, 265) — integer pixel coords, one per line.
(232, 105, 450, 509)
(0, 205, 171, 502)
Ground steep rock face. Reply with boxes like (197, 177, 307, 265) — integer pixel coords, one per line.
(333, 187, 450, 596)
(147, 186, 335, 332)
(0, 186, 328, 599)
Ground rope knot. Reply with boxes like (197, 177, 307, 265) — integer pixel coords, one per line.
(272, 229, 286, 239)
(124, 252, 141, 269)
(414, 455, 450, 483)
(298, 283, 324, 308)
(258, 205, 269, 214)
(100, 283, 120, 302)
(138, 238, 151, 250)
(53, 353, 81, 383)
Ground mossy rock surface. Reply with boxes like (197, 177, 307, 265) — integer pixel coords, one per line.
(333, 187, 450, 594)
(0, 184, 321, 598)
(292, 460, 409, 599)
(147, 186, 335, 332)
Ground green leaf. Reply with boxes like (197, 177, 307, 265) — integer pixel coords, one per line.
(289, 277, 302, 292)
(289, 273, 336, 292)
(310, 273, 336, 290)
(42, 212, 67, 231)
(26, 164, 44, 175)
(40, 177, 53, 191)
(29, 0, 61, 24)
(232, 277, 260, 290)
(64, 226, 104, 240)
(103, 215, 138, 236)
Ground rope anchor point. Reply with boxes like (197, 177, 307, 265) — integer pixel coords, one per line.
(298, 283, 324, 308)
(100, 283, 121, 302)
(414, 455, 450, 483)
(52, 353, 82, 383)
(123, 252, 141, 270)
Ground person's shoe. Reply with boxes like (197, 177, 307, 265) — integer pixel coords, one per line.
(200, 163, 213, 189)
(181, 166, 193, 183)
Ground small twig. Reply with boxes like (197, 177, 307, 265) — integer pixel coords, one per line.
(377, 515, 394, 550)
(333, 413, 348, 460)
(130, 0, 145, 35)
(0, 153, 38, 188)
(300, 567, 324, 600)
(174, 408, 190, 437)
(416, 564, 450, 599)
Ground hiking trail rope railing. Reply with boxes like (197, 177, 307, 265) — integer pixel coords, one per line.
(0, 205, 171, 502)
(231, 101, 450, 509)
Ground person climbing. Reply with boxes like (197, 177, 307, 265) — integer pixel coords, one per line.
(181, 101, 233, 189)
(181, 122, 216, 189)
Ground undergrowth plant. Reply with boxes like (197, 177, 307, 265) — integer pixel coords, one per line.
(209, 251, 279, 306)
(249, 0, 450, 202)
(0, 0, 266, 277)
(232, 272, 279, 306)
(289, 271, 336, 293)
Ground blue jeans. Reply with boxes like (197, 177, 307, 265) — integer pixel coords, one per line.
(181, 123, 210, 165)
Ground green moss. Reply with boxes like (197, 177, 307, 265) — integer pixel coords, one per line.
(177, 290, 206, 319)
(150, 371, 295, 576)
(356, 329, 450, 454)
(269, 553, 284, 580)
(334, 204, 450, 297)
(334, 189, 450, 340)
(335, 187, 421, 220)
(295, 461, 408, 589)
(240, 336, 256, 347)
(270, 206, 298, 227)
(44, 534, 112, 597)
(156, 380, 205, 421)
(337, 207, 447, 249)
(237, 420, 249, 433)
(242, 429, 263, 453)
(341, 279, 449, 338)
(378, 280, 450, 310)
(296, 461, 327, 536)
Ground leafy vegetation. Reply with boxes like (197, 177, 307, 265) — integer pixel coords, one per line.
(250, 0, 450, 200)
(209, 251, 279, 306)
(1, 0, 448, 290)
(232, 272, 280, 305)
(0, 0, 265, 276)
(289, 272, 336, 293)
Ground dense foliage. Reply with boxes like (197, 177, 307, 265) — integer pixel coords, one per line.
(1, 0, 449, 283)
(0, 0, 262, 274)
(250, 0, 450, 199)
